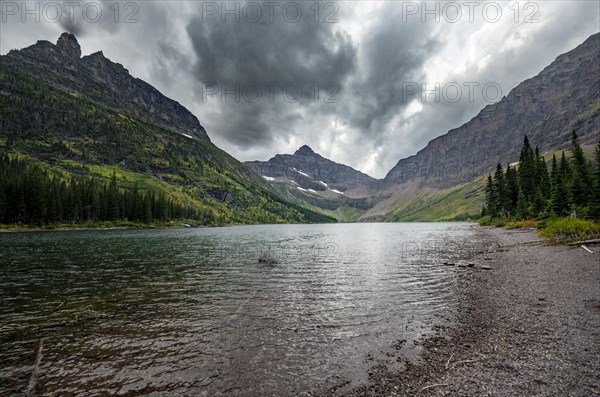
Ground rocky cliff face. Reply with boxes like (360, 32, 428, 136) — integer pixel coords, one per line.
(245, 145, 377, 197)
(1, 33, 210, 142)
(382, 33, 600, 190)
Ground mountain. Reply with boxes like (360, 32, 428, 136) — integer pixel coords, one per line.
(3, 33, 210, 142)
(246, 33, 599, 222)
(360, 33, 600, 221)
(383, 33, 599, 190)
(245, 145, 377, 196)
(0, 33, 334, 226)
(245, 146, 380, 221)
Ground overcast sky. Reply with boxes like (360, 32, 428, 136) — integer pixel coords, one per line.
(1, 1, 598, 177)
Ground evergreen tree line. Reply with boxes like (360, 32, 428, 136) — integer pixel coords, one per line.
(483, 132, 600, 220)
(0, 155, 217, 226)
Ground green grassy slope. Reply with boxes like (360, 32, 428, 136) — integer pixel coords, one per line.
(373, 177, 486, 222)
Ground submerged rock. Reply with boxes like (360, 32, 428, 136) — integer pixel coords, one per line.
(258, 248, 278, 264)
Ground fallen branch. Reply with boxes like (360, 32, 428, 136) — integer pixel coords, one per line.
(518, 239, 546, 245)
(445, 353, 455, 370)
(27, 338, 45, 397)
(448, 358, 478, 369)
(420, 383, 452, 393)
(565, 238, 600, 246)
(581, 245, 594, 254)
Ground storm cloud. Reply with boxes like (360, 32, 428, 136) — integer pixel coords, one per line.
(184, 1, 356, 146)
(1, 0, 598, 177)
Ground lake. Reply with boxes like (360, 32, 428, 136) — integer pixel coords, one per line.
(0, 223, 483, 396)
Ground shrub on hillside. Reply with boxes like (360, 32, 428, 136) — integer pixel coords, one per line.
(539, 218, 600, 243)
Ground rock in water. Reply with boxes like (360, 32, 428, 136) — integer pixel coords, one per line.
(258, 248, 278, 264)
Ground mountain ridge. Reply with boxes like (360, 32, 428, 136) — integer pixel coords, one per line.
(3, 33, 211, 143)
(382, 32, 599, 189)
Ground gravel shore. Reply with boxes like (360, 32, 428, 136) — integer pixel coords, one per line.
(340, 226, 600, 396)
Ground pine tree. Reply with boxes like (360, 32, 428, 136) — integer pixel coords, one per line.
(506, 165, 519, 214)
(485, 174, 497, 217)
(550, 153, 571, 217)
(46, 183, 59, 223)
(493, 163, 510, 217)
(571, 131, 589, 175)
(536, 151, 551, 198)
(570, 131, 592, 208)
(550, 154, 558, 187)
(131, 182, 141, 221)
(532, 187, 547, 216)
(107, 171, 119, 220)
(144, 196, 153, 224)
(91, 181, 100, 221)
(516, 187, 529, 219)
(518, 136, 536, 205)
(559, 152, 571, 179)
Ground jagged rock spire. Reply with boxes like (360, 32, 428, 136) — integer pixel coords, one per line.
(56, 32, 81, 59)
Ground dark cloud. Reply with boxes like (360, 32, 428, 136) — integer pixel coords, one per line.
(58, 16, 83, 36)
(2, 1, 598, 177)
(57, 0, 124, 37)
(341, 11, 440, 138)
(185, 1, 356, 147)
(183, 2, 444, 165)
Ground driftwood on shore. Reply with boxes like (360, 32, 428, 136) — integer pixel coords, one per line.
(566, 239, 600, 246)
(580, 245, 594, 254)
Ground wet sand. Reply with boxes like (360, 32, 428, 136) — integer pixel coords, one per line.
(339, 226, 600, 396)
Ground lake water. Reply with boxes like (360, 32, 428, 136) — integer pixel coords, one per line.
(0, 223, 483, 396)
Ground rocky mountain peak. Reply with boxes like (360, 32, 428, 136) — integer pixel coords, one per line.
(2, 32, 211, 143)
(56, 32, 81, 59)
(245, 144, 378, 200)
(294, 145, 316, 156)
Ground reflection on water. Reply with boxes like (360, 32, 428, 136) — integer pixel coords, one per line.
(0, 223, 483, 396)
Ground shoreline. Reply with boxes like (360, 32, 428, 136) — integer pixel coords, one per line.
(341, 226, 600, 396)
(0, 226, 139, 233)
(0, 221, 475, 234)
(0, 223, 222, 233)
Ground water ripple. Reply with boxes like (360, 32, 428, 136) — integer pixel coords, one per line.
(0, 223, 478, 396)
